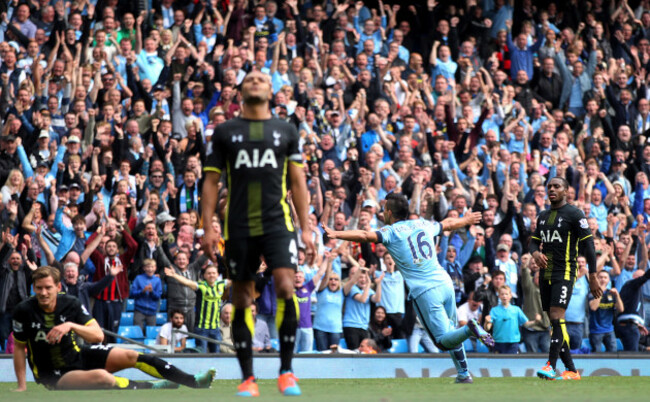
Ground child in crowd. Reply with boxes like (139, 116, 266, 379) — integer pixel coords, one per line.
(130, 259, 163, 331)
(486, 285, 540, 354)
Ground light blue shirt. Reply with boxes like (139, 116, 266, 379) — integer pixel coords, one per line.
(342, 285, 375, 329)
(136, 50, 164, 84)
(615, 268, 635, 292)
(431, 59, 457, 81)
(313, 288, 344, 333)
(569, 78, 583, 108)
(376, 219, 449, 300)
(489, 304, 528, 343)
(375, 270, 405, 314)
(589, 202, 608, 234)
(494, 258, 519, 297)
(565, 275, 589, 322)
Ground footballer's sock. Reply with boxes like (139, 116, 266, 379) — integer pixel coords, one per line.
(113, 376, 154, 389)
(558, 319, 576, 372)
(135, 354, 198, 388)
(449, 345, 469, 376)
(276, 295, 299, 373)
(548, 319, 563, 370)
(439, 326, 472, 349)
(232, 306, 255, 380)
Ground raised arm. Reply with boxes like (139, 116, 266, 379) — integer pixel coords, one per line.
(163, 266, 199, 290)
(440, 210, 482, 231)
(322, 223, 379, 243)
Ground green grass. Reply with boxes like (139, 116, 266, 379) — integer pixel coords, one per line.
(2, 377, 648, 401)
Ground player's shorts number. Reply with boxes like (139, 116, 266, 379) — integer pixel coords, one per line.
(407, 231, 433, 262)
(559, 285, 568, 304)
(289, 238, 298, 265)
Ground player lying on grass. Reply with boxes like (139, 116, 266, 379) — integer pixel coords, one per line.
(12, 266, 216, 391)
(323, 193, 494, 384)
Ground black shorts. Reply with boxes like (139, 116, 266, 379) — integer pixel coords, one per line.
(539, 279, 574, 311)
(225, 230, 298, 282)
(39, 345, 112, 390)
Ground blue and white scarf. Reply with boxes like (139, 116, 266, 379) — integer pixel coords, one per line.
(179, 184, 199, 213)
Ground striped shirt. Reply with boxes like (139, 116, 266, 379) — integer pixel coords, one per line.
(196, 280, 226, 330)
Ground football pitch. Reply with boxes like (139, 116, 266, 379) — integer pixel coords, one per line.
(1, 377, 647, 401)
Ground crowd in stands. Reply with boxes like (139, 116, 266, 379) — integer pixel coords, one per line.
(2, 0, 650, 355)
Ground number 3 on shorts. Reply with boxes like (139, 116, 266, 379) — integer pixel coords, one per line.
(559, 285, 567, 304)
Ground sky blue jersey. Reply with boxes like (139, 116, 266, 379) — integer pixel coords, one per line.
(375, 218, 450, 300)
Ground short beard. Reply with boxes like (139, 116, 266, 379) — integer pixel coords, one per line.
(243, 93, 268, 105)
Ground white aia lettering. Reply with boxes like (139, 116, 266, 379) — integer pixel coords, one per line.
(540, 230, 563, 243)
(35, 330, 48, 342)
(234, 149, 278, 169)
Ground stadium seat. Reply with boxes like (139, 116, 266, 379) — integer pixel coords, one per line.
(339, 338, 348, 349)
(146, 326, 161, 340)
(270, 338, 280, 351)
(156, 312, 168, 325)
(126, 299, 135, 312)
(120, 312, 134, 326)
(186, 338, 196, 348)
(159, 299, 167, 312)
(417, 344, 425, 353)
(463, 339, 475, 352)
(117, 326, 144, 344)
(581, 338, 591, 352)
(144, 339, 158, 354)
(617, 338, 624, 351)
(518, 343, 527, 354)
(388, 339, 409, 353)
(476, 342, 490, 353)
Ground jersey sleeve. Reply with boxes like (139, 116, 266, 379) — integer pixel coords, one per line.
(349, 285, 361, 298)
(574, 208, 592, 241)
(204, 125, 226, 174)
(376, 225, 396, 246)
(286, 123, 303, 166)
(517, 307, 529, 325)
(430, 220, 442, 237)
(72, 297, 96, 325)
(11, 304, 28, 343)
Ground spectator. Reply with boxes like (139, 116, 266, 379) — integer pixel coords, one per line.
(588, 270, 624, 352)
(485, 285, 538, 354)
(313, 267, 344, 351)
(617, 266, 650, 351)
(220, 302, 235, 354)
(374, 253, 405, 338)
(520, 256, 551, 353)
(163, 250, 209, 331)
(294, 251, 330, 353)
(251, 303, 272, 353)
(342, 267, 383, 350)
(0, 233, 36, 349)
(565, 257, 591, 350)
(158, 309, 188, 352)
(130, 259, 163, 332)
(368, 306, 392, 352)
(164, 264, 228, 353)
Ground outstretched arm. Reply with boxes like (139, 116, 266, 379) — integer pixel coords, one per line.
(322, 223, 379, 243)
(163, 267, 199, 290)
(440, 211, 482, 231)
